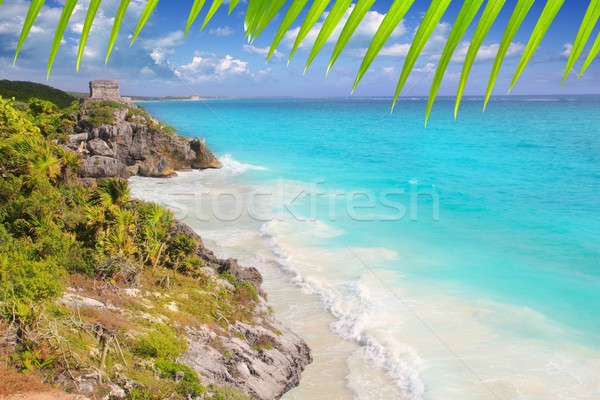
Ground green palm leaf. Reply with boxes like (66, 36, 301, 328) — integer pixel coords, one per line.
(47, 0, 78, 79)
(455, 0, 506, 119)
(305, 0, 353, 73)
(352, 0, 415, 90)
(267, 0, 310, 61)
(393, 0, 452, 110)
(510, 0, 566, 92)
(579, 30, 600, 76)
(229, 0, 240, 14)
(328, 0, 376, 75)
(77, 0, 102, 72)
(248, 0, 287, 41)
(185, 0, 207, 36)
(106, 0, 130, 64)
(484, 0, 534, 110)
(131, 0, 159, 46)
(289, 0, 331, 63)
(425, 0, 484, 125)
(562, 0, 600, 83)
(244, 0, 266, 33)
(13, 0, 45, 65)
(201, 0, 224, 31)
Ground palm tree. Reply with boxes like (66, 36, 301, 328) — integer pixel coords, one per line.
(93, 178, 131, 209)
(55, 146, 82, 184)
(8, 0, 599, 121)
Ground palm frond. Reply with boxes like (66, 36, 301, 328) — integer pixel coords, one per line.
(328, 0, 376, 75)
(185, 0, 207, 36)
(267, 0, 310, 61)
(131, 0, 159, 46)
(47, 0, 78, 79)
(229, 0, 240, 14)
(580, 30, 600, 76)
(246, 0, 287, 41)
(106, 0, 130, 64)
(425, 0, 484, 125)
(77, 0, 102, 71)
(394, 0, 452, 110)
(201, 0, 224, 31)
(13, 0, 45, 65)
(510, 0, 566, 92)
(455, 0, 506, 119)
(10, 0, 600, 120)
(304, 0, 353, 73)
(289, 0, 331, 62)
(352, 0, 415, 90)
(564, 0, 600, 82)
(484, 0, 534, 110)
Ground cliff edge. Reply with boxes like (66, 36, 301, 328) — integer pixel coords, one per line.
(66, 101, 221, 178)
(0, 92, 311, 400)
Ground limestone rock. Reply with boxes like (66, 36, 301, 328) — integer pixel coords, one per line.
(167, 219, 312, 398)
(67, 104, 221, 179)
(86, 139, 114, 157)
(189, 138, 222, 169)
(183, 321, 312, 400)
(80, 156, 128, 179)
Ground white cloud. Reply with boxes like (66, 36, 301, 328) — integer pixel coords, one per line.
(283, 4, 406, 50)
(379, 43, 411, 57)
(150, 47, 175, 64)
(209, 26, 235, 37)
(561, 43, 572, 59)
(145, 31, 185, 64)
(174, 52, 250, 83)
(146, 30, 185, 48)
(243, 44, 284, 60)
(451, 41, 525, 63)
(412, 63, 436, 74)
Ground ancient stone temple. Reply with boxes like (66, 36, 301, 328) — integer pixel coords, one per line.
(88, 80, 132, 103)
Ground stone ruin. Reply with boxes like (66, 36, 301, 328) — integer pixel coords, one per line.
(88, 80, 132, 104)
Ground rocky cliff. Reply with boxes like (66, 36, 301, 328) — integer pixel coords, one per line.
(66, 103, 221, 178)
(0, 94, 311, 400)
(171, 222, 312, 399)
(55, 221, 312, 400)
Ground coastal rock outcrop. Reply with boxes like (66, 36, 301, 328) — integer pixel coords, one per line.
(183, 322, 311, 400)
(66, 104, 222, 178)
(168, 220, 311, 398)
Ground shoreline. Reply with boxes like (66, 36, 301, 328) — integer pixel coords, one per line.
(128, 97, 600, 400)
(130, 164, 600, 400)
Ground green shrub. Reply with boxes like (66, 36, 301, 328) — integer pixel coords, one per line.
(85, 101, 122, 127)
(155, 359, 205, 397)
(134, 325, 187, 360)
(27, 98, 74, 141)
(0, 251, 66, 302)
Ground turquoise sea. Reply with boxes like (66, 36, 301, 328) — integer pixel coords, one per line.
(131, 97, 600, 399)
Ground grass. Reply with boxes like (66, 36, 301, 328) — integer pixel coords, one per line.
(0, 366, 55, 396)
(3, 266, 269, 399)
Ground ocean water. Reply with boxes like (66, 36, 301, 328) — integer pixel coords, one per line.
(130, 97, 600, 400)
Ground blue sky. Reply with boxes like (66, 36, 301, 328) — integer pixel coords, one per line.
(0, 0, 598, 97)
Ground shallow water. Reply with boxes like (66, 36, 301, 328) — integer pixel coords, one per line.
(131, 97, 600, 399)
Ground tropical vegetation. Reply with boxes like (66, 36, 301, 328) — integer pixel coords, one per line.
(6, 0, 600, 122)
(0, 80, 77, 109)
(0, 96, 256, 399)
